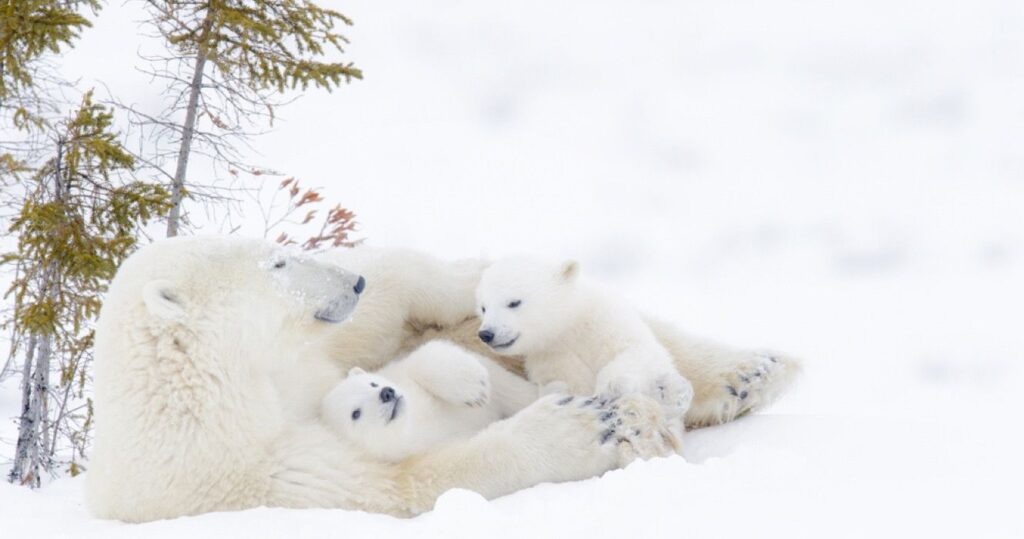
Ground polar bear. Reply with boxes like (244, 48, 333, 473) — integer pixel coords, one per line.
(474, 257, 694, 419)
(87, 236, 677, 522)
(315, 247, 801, 429)
(322, 340, 539, 461)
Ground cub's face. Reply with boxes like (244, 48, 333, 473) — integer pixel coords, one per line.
(325, 368, 407, 441)
(475, 257, 579, 356)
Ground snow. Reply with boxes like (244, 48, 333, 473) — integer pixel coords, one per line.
(2, 415, 1019, 537)
(2, 0, 1023, 537)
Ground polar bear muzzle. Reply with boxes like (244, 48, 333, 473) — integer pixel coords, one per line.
(271, 254, 364, 324)
(315, 297, 358, 323)
(308, 268, 364, 324)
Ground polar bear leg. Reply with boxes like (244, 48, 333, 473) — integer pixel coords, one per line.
(480, 357, 540, 416)
(595, 347, 694, 420)
(399, 340, 538, 414)
(390, 393, 678, 515)
(401, 340, 491, 406)
(264, 393, 677, 517)
(645, 317, 803, 428)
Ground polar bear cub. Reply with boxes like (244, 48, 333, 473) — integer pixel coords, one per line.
(475, 257, 693, 418)
(322, 339, 538, 462)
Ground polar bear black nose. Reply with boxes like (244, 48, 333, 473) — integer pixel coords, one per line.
(354, 276, 366, 295)
(478, 330, 494, 343)
(379, 386, 396, 403)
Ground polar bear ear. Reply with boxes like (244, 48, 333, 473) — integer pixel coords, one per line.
(142, 280, 185, 321)
(559, 260, 580, 282)
(347, 367, 366, 378)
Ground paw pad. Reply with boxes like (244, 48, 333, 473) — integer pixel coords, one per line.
(600, 428, 617, 444)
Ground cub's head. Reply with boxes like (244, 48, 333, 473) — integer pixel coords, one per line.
(475, 256, 580, 356)
(322, 367, 407, 441)
(101, 236, 365, 359)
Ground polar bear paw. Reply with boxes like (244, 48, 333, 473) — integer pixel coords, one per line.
(404, 340, 493, 407)
(722, 350, 796, 418)
(477, 393, 679, 488)
(450, 364, 491, 407)
(562, 393, 680, 460)
(510, 393, 679, 473)
(605, 393, 683, 461)
(596, 370, 693, 420)
(649, 371, 694, 420)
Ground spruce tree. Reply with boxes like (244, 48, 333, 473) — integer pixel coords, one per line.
(134, 0, 362, 236)
(3, 91, 171, 486)
(0, 0, 98, 127)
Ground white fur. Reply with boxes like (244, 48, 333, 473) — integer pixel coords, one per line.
(86, 237, 677, 522)
(285, 244, 800, 430)
(475, 257, 695, 419)
(322, 340, 538, 462)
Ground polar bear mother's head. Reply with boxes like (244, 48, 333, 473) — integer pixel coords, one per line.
(106, 235, 364, 355)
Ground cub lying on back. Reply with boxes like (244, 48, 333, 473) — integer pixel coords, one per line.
(475, 257, 693, 419)
(321, 339, 538, 462)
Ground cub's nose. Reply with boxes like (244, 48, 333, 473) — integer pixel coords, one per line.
(353, 276, 366, 295)
(379, 386, 396, 403)
(478, 330, 494, 343)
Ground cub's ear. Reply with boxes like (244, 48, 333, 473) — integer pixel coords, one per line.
(142, 280, 185, 321)
(559, 260, 580, 282)
(347, 367, 366, 378)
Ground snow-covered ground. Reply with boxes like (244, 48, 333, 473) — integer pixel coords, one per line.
(2, 0, 1023, 537)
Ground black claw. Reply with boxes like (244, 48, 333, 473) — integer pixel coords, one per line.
(726, 385, 739, 397)
(557, 396, 574, 406)
(739, 375, 750, 383)
(753, 371, 763, 378)
(600, 428, 616, 444)
(739, 390, 749, 400)
(600, 411, 616, 422)
(581, 397, 596, 408)
(769, 356, 778, 363)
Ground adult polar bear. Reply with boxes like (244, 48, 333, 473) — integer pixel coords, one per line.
(87, 236, 799, 522)
(87, 236, 677, 522)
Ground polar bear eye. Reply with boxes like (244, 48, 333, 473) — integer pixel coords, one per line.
(508, 300, 521, 308)
(272, 260, 287, 269)
(481, 306, 486, 314)
(370, 382, 378, 388)
(351, 409, 361, 420)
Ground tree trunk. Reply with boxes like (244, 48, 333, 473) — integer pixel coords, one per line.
(165, 48, 208, 237)
(27, 332, 52, 485)
(7, 141, 63, 486)
(7, 333, 37, 485)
